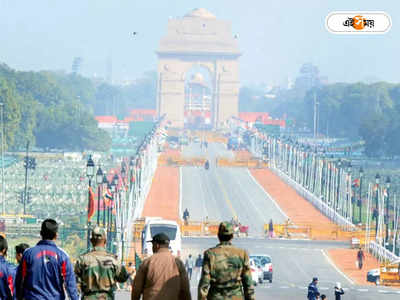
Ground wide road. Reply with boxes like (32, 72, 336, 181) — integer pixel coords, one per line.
(117, 238, 400, 300)
(116, 141, 400, 299)
(181, 142, 286, 236)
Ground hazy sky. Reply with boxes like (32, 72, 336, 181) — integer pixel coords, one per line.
(0, 1, 399, 85)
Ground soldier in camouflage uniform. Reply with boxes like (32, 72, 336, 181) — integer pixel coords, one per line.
(74, 226, 130, 299)
(198, 221, 255, 300)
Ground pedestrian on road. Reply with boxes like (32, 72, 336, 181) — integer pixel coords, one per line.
(132, 233, 191, 300)
(75, 226, 129, 299)
(0, 236, 16, 300)
(320, 295, 327, 300)
(357, 248, 365, 270)
(307, 277, 320, 300)
(268, 219, 274, 238)
(198, 221, 255, 300)
(126, 262, 136, 291)
(183, 208, 190, 225)
(15, 218, 79, 300)
(195, 254, 203, 281)
(185, 254, 195, 281)
(334, 282, 344, 300)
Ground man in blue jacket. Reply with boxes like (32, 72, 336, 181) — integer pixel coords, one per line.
(0, 235, 16, 299)
(307, 277, 320, 300)
(15, 219, 79, 300)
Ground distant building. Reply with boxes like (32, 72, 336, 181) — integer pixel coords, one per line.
(95, 109, 157, 133)
(235, 112, 285, 129)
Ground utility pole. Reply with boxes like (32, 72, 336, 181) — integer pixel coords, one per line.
(313, 92, 318, 139)
(0, 102, 4, 215)
(23, 141, 30, 216)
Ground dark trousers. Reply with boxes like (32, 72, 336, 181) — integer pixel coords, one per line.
(188, 268, 193, 280)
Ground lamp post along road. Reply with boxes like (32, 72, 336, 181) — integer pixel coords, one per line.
(102, 173, 108, 226)
(359, 167, 364, 224)
(385, 176, 391, 245)
(375, 173, 380, 238)
(86, 155, 95, 249)
(0, 102, 4, 216)
(96, 166, 103, 226)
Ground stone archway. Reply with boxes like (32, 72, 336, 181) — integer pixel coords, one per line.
(156, 8, 241, 128)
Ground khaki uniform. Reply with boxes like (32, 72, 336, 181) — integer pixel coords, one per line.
(198, 241, 255, 300)
(75, 246, 129, 299)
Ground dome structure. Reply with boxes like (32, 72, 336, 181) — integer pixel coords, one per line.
(184, 8, 216, 19)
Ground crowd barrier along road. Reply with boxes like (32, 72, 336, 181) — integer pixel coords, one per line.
(265, 222, 376, 242)
(216, 158, 268, 168)
(181, 220, 220, 237)
(158, 155, 207, 167)
(130, 219, 221, 239)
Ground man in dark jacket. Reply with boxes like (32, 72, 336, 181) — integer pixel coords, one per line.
(15, 219, 79, 300)
(307, 277, 320, 300)
(0, 236, 16, 299)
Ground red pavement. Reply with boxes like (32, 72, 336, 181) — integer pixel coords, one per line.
(327, 248, 380, 285)
(141, 166, 180, 222)
(251, 168, 334, 226)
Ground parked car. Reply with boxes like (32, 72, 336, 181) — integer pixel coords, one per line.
(367, 268, 380, 285)
(249, 258, 263, 285)
(250, 254, 273, 283)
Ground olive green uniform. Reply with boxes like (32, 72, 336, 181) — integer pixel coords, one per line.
(198, 222, 255, 300)
(75, 246, 129, 299)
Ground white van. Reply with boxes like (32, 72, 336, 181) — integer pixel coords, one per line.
(141, 218, 182, 257)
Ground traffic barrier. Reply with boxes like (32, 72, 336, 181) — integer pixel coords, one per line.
(265, 222, 376, 242)
(158, 155, 207, 167)
(216, 158, 268, 168)
(180, 220, 220, 237)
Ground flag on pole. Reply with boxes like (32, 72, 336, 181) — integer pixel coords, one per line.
(352, 178, 360, 188)
(87, 187, 95, 222)
(104, 188, 113, 207)
(135, 252, 142, 270)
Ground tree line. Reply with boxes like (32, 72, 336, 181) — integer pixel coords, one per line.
(240, 81, 400, 158)
(0, 63, 157, 152)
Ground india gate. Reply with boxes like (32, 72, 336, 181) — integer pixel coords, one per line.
(156, 8, 241, 128)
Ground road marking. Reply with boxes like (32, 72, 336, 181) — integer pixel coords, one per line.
(246, 169, 289, 219)
(321, 249, 355, 285)
(319, 287, 329, 290)
(279, 286, 289, 289)
(357, 288, 368, 292)
(214, 169, 237, 218)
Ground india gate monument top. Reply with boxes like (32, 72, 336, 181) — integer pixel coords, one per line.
(156, 8, 241, 128)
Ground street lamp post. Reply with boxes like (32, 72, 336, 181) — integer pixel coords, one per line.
(0, 102, 4, 216)
(112, 174, 119, 253)
(347, 162, 354, 223)
(96, 166, 103, 226)
(359, 167, 364, 224)
(102, 173, 108, 226)
(86, 155, 95, 249)
(375, 173, 380, 238)
(385, 176, 391, 245)
(108, 182, 115, 251)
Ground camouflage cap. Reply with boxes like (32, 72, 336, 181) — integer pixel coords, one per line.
(91, 226, 106, 239)
(218, 221, 234, 236)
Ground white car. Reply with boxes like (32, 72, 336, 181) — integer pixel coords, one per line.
(141, 218, 182, 257)
(367, 268, 380, 285)
(249, 258, 263, 285)
(250, 254, 273, 283)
